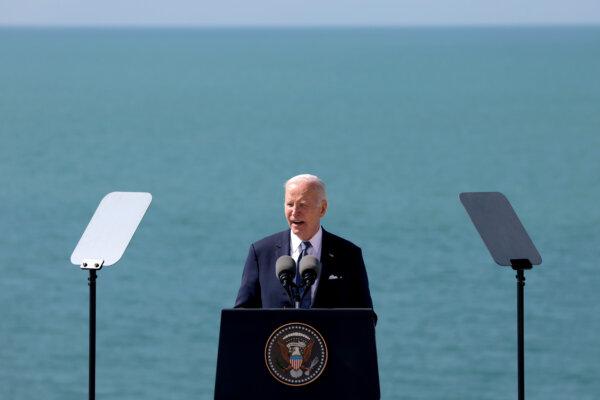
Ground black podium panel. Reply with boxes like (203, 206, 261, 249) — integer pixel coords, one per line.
(214, 309, 379, 400)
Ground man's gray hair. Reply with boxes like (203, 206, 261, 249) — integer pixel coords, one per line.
(284, 174, 327, 201)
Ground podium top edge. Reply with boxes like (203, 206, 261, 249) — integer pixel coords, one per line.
(222, 308, 375, 312)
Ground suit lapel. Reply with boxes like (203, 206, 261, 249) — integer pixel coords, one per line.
(274, 230, 292, 307)
(274, 229, 291, 258)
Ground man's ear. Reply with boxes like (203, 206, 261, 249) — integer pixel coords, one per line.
(320, 199, 328, 217)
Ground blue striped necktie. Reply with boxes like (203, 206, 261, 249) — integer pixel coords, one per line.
(296, 241, 312, 308)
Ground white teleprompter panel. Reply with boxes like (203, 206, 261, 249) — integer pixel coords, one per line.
(71, 192, 152, 267)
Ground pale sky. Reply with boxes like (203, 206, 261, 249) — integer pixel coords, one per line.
(1, 0, 600, 27)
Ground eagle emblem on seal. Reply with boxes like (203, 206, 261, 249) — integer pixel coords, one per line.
(277, 338, 316, 377)
(265, 322, 328, 386)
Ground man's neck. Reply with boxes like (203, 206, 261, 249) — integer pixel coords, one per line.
(290, 226, 323, 250)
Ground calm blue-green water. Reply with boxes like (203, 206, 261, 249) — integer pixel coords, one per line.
(1, 27, 599, 399)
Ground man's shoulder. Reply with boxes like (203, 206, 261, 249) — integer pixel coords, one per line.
(323, 229, 361, 251)
(251, 229, 289, 250)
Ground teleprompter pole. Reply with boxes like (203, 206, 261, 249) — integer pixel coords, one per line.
(516, 268, 525, 400)
(511, 259, 531, 400)
(89, 269, 97, 400)
(82, 260, 102, 400)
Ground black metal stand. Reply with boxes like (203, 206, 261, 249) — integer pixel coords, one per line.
(290, 282, 311, 309)
(511, 259, 531, 400)
(88, 270, 97, 400)
(516, 268, 525, 400)
(291, 284, 301, 309)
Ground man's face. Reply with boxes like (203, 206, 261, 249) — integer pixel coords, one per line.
(284, 181, 328, 241)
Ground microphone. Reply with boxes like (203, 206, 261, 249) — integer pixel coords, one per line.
(275, 255, 296, 290)
(299, 255, 321, 288)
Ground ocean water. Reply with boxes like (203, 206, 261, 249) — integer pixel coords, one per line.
(1, 27, 599, 399)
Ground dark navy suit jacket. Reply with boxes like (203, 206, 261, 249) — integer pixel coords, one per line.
(234, 228, 374, 310)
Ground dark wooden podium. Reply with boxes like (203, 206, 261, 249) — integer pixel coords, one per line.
(214, 309, 380, 400)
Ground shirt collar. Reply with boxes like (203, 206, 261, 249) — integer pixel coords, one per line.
(290, 226, 323, 253)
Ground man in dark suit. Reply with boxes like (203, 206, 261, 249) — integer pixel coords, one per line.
(235, 174, 374, 310)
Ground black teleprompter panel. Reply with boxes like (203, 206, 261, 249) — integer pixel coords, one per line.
(460, 192, 541, 267)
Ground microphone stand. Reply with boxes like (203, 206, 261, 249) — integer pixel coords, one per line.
(297, 272, 317, 309)
(291, 283, 301, 309)
(278, 273, 301, 309)
(280, 271, 317, 309)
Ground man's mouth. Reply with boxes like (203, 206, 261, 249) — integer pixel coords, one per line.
(291, 220, 304, 226)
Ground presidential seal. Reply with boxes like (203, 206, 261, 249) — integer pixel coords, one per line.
(264, 322, 328, 386)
